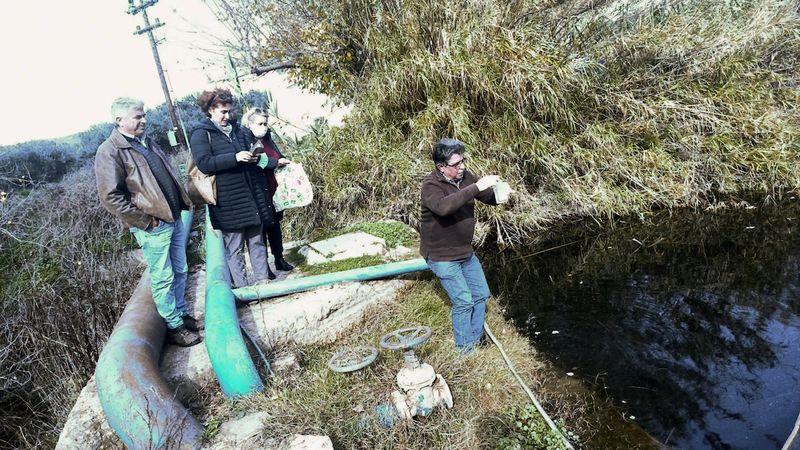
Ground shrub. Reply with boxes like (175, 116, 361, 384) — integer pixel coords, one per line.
(0, 164, 140, 447)
(220, 0, 800, 246)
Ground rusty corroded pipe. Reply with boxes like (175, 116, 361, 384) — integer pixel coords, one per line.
(95, 211, 203, 449)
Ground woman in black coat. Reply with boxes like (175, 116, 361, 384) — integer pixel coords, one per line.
(190, 88, 274, 288)
(240, 107, 295, 278)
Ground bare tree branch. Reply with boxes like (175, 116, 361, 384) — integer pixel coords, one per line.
(252, 60, 298, 75)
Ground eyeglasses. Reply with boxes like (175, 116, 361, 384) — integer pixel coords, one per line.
(446, 157, 467, 168)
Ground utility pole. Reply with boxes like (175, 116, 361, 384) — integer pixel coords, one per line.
(128, 0, 187, 151)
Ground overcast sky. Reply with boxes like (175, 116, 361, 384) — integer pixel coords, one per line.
(0, 1, 343, 146)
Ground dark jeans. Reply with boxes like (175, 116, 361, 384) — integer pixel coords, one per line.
(262, 210, 285, 258)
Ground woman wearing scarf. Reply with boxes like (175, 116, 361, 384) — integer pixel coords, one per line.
(189, 88, 274, 287)
(239, 107, 295, 279)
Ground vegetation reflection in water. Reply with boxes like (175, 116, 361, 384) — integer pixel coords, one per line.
(485, 200, 800, 449)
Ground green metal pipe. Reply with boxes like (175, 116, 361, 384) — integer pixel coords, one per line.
(233, 258, 429, 302)
(95, 211, 203, 449)
(203, 208, 264, 396)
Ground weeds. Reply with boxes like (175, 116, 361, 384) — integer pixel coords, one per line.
(497, 404, 571, 449)
(0, 163, 141, 447)
(219, 0, 799, 247)
(345, 221, 417, 248)
(200, 280, 588, 448)
(298, 254, 386, 276)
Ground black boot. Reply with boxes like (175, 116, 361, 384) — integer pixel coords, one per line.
(167, 325, 202, 347)
(267, 265, 277, 280)
(182, 314, 204, 332)
(274, 256, 294, 271)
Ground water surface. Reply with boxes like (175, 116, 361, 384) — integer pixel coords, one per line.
(486, 202, 800, 449)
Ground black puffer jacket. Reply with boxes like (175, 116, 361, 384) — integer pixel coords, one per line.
(189, 118, 274, 231)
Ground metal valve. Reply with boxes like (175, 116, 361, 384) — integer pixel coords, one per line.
(379, 326, 453, 420)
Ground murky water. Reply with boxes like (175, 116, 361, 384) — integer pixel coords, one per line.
(486, 201, 800, 449)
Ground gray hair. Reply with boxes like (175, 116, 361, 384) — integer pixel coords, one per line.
(241, 107, 268, 129)
(110, 97, 145, 123)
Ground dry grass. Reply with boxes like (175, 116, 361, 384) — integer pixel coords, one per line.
(199, 280, 590, 449)
(0, 158, 210, 449)
(217, 0, 800, 247)
(0, 164, 143, 447)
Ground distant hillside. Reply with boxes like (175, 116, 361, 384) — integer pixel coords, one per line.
(0, 90, 272, 191)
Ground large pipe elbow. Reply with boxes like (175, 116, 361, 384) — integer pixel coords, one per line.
(95, 274, 203, 449)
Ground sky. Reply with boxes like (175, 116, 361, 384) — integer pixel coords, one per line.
(0, 0, 345, 146)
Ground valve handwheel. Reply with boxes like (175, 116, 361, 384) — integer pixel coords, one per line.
(379, 326, 432, 351)
(327, 345, 379, 373)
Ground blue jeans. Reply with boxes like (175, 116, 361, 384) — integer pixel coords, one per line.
(130, 210, 192, 329)
(427, 253, 491, 349)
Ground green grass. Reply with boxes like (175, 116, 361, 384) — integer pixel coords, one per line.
(298, 254, 386, 276)
(285, 220, 419, 275)
(347, 221, 417, 248)
(306, 220, 418, 249)
(498, 405, 575, 450)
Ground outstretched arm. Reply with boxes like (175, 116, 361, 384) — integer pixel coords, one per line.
(421, 181, 480, 216)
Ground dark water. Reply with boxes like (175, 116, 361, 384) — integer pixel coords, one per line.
(485, 201, 800, 449)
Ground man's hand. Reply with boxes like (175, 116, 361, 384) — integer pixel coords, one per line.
(236, 151, 257, 163)
(277, 158, 291, 167)
(475, 175, 501, 191)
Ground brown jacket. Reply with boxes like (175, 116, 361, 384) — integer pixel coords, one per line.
(420, 170, 496, 261)
(95, 128, 191, 229)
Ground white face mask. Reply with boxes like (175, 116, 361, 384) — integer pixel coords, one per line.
(250, 123, 268, 138)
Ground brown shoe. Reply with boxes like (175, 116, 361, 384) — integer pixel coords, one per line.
(182, 314, 204, 332)
(167, 325, 202, 347)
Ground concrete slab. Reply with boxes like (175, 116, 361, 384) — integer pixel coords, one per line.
(300, 231, 387, 265)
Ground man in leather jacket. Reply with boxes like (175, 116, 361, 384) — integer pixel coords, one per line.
(95, 97, 202, 347)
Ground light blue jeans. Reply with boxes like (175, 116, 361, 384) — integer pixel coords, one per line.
(130, 210, 192, 329)
(426, 252, 491, 350)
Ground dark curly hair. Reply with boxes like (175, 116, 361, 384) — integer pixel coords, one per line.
(196, 88, 234, 117)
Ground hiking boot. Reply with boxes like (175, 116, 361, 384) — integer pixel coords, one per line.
(167, 325, 202, 347)
(274, 256, 295, 271)
(182, 314, 204, 332)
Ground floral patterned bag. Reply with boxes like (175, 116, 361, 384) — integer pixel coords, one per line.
(273, 163, 313, 212)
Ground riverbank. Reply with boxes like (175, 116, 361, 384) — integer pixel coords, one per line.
(261, 0, 800, 250)
(199, 278, 583, 449)
(55, 220, 661, 448)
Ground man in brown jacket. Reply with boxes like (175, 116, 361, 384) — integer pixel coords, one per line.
(95, 97, 201, 347)
(420, 138, 502, 352)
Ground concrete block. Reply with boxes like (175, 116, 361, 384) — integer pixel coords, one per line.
(300, 232, 386, 265)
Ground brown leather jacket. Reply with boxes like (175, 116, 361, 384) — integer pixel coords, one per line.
(95, 128, 191, 229)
